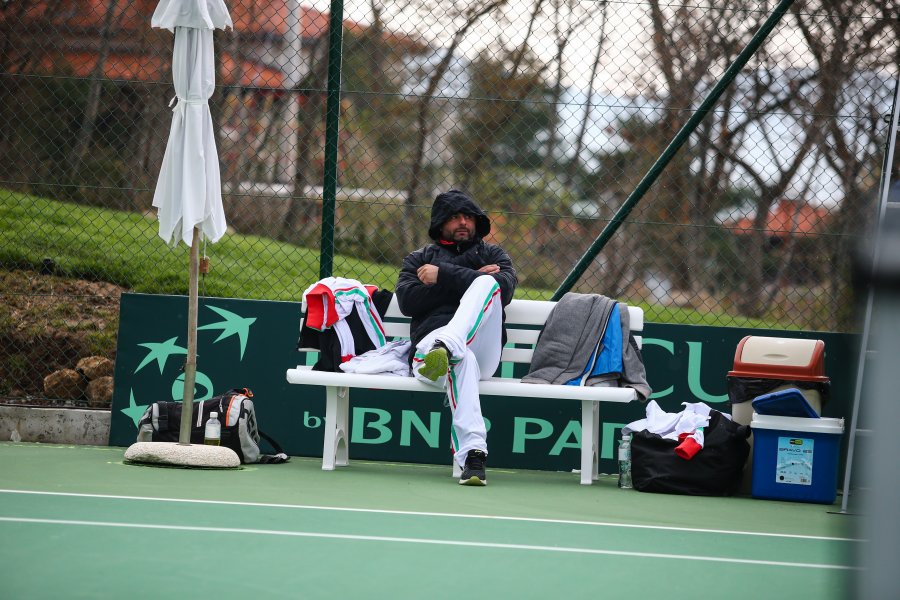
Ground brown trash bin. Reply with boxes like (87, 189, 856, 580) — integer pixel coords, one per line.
(726, 336, 830, 492)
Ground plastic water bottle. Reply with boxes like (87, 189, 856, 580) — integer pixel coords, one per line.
(618, 432, 632, 489)
(204, 412, 221, 446)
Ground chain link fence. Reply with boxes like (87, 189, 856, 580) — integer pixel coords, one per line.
(1, 0, 896, 405)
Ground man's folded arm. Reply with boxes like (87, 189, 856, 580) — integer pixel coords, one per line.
(396, 256, 453, 317)
(490, 249, 517, 306)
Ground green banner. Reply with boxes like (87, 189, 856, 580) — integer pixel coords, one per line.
(110, 293, 856, 472)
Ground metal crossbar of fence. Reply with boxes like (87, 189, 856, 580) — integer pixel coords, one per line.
(0, 0, 897, 405)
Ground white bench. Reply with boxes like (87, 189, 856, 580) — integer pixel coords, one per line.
(286, 297, 643, 485)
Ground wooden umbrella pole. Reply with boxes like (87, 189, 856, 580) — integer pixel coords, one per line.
(178, 227, 201, 445)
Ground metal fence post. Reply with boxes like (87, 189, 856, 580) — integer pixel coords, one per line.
(319, 0, 344, 279)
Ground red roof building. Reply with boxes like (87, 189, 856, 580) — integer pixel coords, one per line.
(3, 0, 421, 88)
(728, 199, 831, 238)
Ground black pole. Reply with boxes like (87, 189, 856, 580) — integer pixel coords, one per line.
(319, 0, 344, 279)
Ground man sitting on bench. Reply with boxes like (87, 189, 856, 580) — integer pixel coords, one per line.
(396, 189, 517, 486)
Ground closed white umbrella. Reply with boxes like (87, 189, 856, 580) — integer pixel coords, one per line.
(151, 0, 230, 247)
(126, 0, 237, 464)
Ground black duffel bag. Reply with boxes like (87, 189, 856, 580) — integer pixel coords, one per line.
(136, 388, 287, 464)
(631, 410, 750, 496)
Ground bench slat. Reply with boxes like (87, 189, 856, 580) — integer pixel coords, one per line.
(372, 297, 644, 331)
(500, 299, 557, 325)
(286, 366, 636, 402)
(302, 336, 641, 360)
(505, 329, 540, 345)
(383, 322, 410, 338)
(370, 328, 641, 353)
(309, 299, 641, 345)
(499, 347, 534, 363)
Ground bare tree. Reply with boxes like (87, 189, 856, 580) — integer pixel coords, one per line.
(455, 0, 552, 189)
(763, 152, 821, 309)
(723, 104, 821, 316)
(124, 7, 172, 207)
(402, 0, 506, 248)
(69, 0, 127, 177)
(367, 0, 387, 113)
(130, 78, 170, 206)
(565, 0, 609, 187)
(223, 9, 251, 192)
(0, 0, 66, 168)
(643, 0, 752, 294)
(684, 22, 746, 298)
(283, 34, 329, 238)
(791, 0, 894, 328)
(541, 0, 590, 171)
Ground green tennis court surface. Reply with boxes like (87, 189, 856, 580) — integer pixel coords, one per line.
(0, 443, 856, 599)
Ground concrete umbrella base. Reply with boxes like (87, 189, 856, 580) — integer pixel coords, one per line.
(124, 441, 240, 468)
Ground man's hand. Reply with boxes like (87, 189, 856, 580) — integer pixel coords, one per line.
(478, 264, 500, 275)
(417, 264, 439, 285)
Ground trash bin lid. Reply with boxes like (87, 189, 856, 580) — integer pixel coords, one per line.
(728, 336, 828, 381)
(751, 413, 844, 434)
(752, 388, 820, 418)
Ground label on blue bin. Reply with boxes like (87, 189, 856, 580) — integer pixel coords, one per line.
(776, 436, 814, 485)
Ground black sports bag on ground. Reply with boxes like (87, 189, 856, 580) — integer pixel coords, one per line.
(630, 410, 750, 496)
(136, 388, 287, 464)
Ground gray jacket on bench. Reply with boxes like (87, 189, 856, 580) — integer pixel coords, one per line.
(522, 293, 651, 401)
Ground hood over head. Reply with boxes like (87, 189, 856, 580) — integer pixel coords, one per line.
(428, 189, 491, 242)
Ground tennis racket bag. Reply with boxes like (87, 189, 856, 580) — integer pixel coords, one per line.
(136, 388, 286, 464)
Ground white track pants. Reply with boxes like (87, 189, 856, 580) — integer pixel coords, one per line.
(412, 275, 502, 466)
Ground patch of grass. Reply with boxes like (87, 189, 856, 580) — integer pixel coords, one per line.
(86, 326, 118, 356)
(0, 188, 550, 301)
(2, 354, 30, 392)
(1, 189, 379, 299)
(639, 303, 793, 330)
(2, 188, 789, 328)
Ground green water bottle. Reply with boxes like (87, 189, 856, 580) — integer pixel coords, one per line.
(204, 412, 221, 446)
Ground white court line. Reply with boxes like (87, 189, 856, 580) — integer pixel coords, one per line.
(0, 516, 857, 571)
(0, 489, 859, 542)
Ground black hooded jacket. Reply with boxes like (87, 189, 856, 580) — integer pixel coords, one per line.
(396, 189, 517, 351)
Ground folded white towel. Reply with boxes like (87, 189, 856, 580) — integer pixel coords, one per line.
(340, 340, 412, 377)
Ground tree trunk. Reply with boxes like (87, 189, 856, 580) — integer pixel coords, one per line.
(0, 0, 65, 167)
(565, 1, 607, 187)
(225, 15, 250, 191)
(284, 36, 328, 239)
(69, 0, 122, 177)
(542, 0, 582, 172)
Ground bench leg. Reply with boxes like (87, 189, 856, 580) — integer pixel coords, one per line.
(322, 385, 349, 470)
(580, 400, 600, 485)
